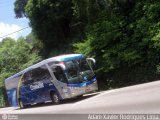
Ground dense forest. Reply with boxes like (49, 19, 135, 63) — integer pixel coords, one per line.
(1, 0, 160, 107)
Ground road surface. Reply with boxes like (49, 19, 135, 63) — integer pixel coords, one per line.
(0, 80, 160, 114)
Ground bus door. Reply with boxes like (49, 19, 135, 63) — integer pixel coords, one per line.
(48, 64, 70, 99)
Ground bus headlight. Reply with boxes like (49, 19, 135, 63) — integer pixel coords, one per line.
(71, 92, 75, 95)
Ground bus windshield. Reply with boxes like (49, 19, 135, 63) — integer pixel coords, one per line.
(64, 58, 94, 84)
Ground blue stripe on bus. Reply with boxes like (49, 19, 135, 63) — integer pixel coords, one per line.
(67, 77, 96, 87)
(61, 54, 84, 61)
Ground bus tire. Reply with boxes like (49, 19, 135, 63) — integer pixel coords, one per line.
(18, 99, 25, 109)
(50, 92, 60, 105)
(77, 95, 83, 99)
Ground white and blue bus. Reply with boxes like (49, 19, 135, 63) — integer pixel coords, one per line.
(5, 54, 98, 108)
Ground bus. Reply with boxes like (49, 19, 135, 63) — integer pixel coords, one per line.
(5, 54, 98, 108)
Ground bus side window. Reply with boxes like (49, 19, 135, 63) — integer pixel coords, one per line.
(54, 66, 68, 83)
(31, 65, 52, 82)
(22, 65, 52, 86)
(23, 72, 33, 85)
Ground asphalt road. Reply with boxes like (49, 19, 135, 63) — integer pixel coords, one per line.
(0, 80, 160, 114)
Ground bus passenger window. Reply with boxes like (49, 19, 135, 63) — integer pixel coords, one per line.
(22, 65, 52, 85)
(23, 72, 33, 85)
(32, 65, 52, 82)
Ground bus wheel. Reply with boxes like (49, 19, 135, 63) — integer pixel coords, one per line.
(18, 99, 25, 109)
(50, 93, 60, 104)
(77, 95, 83, 99)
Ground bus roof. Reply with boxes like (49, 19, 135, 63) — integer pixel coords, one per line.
(5, 54, 84, 82)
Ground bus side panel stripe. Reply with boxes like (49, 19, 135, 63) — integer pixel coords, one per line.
(67, 77, 96, 87)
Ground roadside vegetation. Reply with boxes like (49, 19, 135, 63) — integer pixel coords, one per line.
(0, 36, 41, 107)
(1, 0, 160, 107)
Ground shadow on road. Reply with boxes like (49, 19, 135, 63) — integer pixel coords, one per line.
(15, 92, 100, 110)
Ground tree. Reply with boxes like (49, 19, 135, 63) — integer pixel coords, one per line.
(74, 0, 160, 88)
(14, 0, 28, 18)
(14, 0, 107, 57)
(15, 0, 78, 57)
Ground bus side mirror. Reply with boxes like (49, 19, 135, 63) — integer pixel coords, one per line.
(87, 58, 96, 69)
